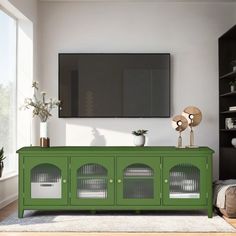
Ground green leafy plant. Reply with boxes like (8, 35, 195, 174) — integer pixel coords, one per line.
(132, 129, 148, 136)
(0, 147, 6, 163)
(231, 60, 236, 67)
(22, 81, 60, 122)
(229, 79, 236, 86)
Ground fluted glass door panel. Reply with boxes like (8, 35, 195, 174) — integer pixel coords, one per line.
(77, 164, 108, 199)
(71, 156, 114, 205)
(31, 164, 61, 199)
(169, 164, 200, 199)
(123, 164, 154, 199)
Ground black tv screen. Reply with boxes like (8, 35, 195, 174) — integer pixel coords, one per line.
(59, 53, 170, 118)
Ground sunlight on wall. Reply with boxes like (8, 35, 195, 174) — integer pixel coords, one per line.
(0, 0, 34, 152)
(65, 124, 134, 146)
(17, 19, 33, 149)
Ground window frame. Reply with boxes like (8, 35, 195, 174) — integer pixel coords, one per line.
(0, 6, 18, 174)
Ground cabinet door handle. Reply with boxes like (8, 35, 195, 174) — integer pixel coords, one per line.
(40, 184, 53, 187)
(117, 179, 122, 183)
(62, 179, 67, 184)
(164, 179, 168, 183)
(109, 179, 113, 183)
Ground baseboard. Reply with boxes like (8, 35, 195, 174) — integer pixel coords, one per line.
(0, 193, 18, 209)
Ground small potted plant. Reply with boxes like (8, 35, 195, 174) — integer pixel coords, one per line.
(132, 129, 148, 147)
(0, 147, 6, 178)
(231, 60, 236, 72)
(229, 79, 236, 92)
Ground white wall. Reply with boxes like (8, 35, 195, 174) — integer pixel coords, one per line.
(0, 175, 18, 209)
(38, 1, 236, 179)
(9, 0, 37, 23)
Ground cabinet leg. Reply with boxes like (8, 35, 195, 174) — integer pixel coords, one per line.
(208, 207, 213, 218)
(18, 208, 24, 218)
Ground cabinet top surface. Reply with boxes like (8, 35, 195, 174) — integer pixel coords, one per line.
(17, 146, 214, 154)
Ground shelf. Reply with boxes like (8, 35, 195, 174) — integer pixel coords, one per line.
(77, 176, 107, 179)
(220, 70, 236, 80)
(220, 129, 236, 131)
(77, 190, 107, 199)
(220, 110, 236, 114)
(124, 176, 154, 179)
(220, 91, 236, 97)
(220, 147, 236, 150)
(170, 193, 200, 199)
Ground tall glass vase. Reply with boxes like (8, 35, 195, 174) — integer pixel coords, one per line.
(40, 122, 50, 147)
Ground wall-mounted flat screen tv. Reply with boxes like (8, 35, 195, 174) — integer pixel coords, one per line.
(59, 53, 170, 118)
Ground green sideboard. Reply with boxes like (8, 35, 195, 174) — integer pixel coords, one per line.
(17, 146, 214, 218)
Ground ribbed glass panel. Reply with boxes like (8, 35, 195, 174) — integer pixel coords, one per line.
(124, 179, 154, 199)
(123, 164, 154, 199)
(169, 164, 200, 199)
(77, 178, 107, 199)
(77, 164, 108, 199)
(124, 164, 153, 177)
(78, 164, 107, 177)
(31, 164, 61, 183)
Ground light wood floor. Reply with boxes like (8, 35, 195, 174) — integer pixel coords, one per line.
(224, 216, 236, 229)
(0, 201, 236, 236)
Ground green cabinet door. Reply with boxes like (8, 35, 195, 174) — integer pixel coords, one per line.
(163, 156, 207, 206)
(71, 156, 115, 205)
(24, 156, 68, 206)
(116, 156, 161, 205)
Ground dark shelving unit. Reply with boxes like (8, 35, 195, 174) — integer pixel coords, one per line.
(219, 25, 236, 180)
(220, 110, 236, 114)
(219, 70, 236, 80)
(220, 91, 236, 97)
(220, 129, 236, 132)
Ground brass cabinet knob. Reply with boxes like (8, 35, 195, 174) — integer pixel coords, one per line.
(117, 179, 122, 183)
(109, 179, 113, 183)
(63, 179, 67, 184)
(164, 179, 168, 183)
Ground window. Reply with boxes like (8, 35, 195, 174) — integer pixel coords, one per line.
(0, 9, 17, 174)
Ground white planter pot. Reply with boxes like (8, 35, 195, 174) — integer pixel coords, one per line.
(232, 138, 236, 148)
(40, 122, 50, 147)
(40, 122, 48, 138)
(133, 135, 145, 147)
(231, 85, 235, 92)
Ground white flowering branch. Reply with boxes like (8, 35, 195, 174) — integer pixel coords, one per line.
(22, 81, 60, 122)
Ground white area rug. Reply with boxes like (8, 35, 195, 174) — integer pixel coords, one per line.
(0, 211, 235, 232)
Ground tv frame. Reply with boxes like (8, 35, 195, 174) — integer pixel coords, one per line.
(58, 53, 171, 118)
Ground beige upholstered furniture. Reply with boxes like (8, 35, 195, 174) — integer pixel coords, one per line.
(214, 180, 236, 218)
